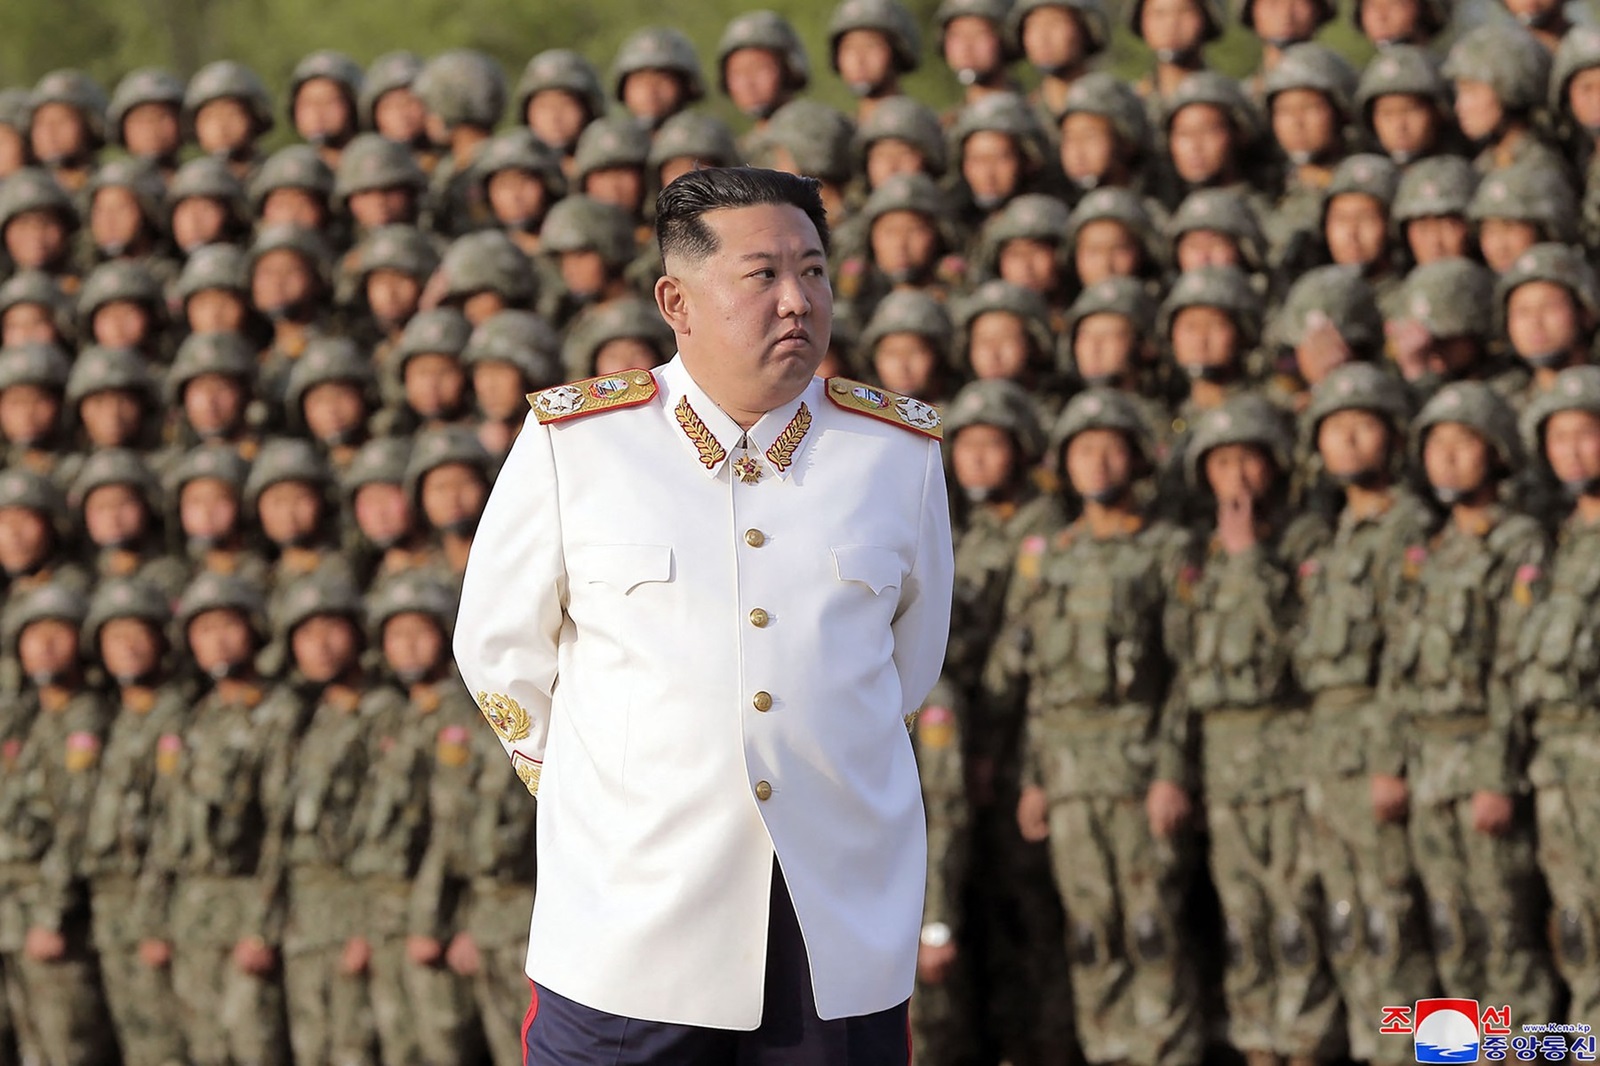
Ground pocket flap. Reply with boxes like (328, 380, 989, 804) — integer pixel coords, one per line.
(832, 545, 904, 594)
(568, 544, 673, 592)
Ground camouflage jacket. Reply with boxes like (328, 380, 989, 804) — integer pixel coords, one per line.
(911, 677, 967, 936)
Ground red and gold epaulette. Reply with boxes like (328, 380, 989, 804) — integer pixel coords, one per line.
(824, 377, 942, 440)
(527, 369, 659, 425)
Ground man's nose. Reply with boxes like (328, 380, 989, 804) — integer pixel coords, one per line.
(777, 273, 811, 317)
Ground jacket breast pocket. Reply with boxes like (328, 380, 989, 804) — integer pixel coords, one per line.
(832, 545, 905, 595)
(567, 543, 674, 593)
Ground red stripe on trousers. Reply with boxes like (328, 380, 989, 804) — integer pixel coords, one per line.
(906, 1009, 914, 1065)
(521, 979, 539, 1061)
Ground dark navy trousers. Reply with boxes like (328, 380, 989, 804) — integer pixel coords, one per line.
(521, 861, 912, 1065)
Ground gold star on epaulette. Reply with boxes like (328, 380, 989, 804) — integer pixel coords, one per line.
(825, 378, 943, 440)
(527, 370, 658, 425)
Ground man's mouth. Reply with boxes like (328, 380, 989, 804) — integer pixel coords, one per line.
(775, 328, 810, 347)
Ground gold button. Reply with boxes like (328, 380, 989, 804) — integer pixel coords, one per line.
(744, 529, 765, 548)
(753, 691, 773, 712)
(755, 780, 773, 801)
(749, 608, 770, 628)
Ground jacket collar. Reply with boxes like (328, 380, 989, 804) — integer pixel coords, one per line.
(660, 356, 819, 483)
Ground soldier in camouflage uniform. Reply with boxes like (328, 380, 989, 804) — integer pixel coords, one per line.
(1442, 24, 1569, 178)
(1468, 159, 1579, 276)
(559, 296, 675, 381)
(245, 438, 357, 617)
(852, 95, 948, 209)
(1313, 155, 1404, 316)
(0, 586, 116, 1066)
(973, 194, 1075, 327)
(0, 471, 89, 666)
(826, 0, 922, 121)
(1267, 265, 1383, 415)
(288, 50, 363, 167)
(404, 426, 492, 586)
(183, 61, 275, 181)
(1380, 381, 1561, 1026)
(986, 388, 1204, 1066)
(335, 133, 428, 242)
(342, 438, 427, 592)
(936, 0, 1021, 110)
(68, 448, 187, 599)
(1391, 155, 1478, 268)
(513, 50, 606, 167)
(1065, 187, 1166, 292)
(0, 168, 81, 288)
(953, 280, 1062, 415)
(1062, 278, 1171, 455)
(1515, 365, 1600, 1026)
(1355, 45, 1457, 169)
(81, 578, 190, 1066)
(163, 331, 264, 460)
(1126, 0, 1224, 107)
(66, 347, 158, 461)
(461, 309, 563, 462)
(141, 572, 289, 1066)
(285, 336, 378, 477)
(538, 195, 642, 330)
(414, 50, 505, 239)
(1262, 44, 1358, 271)
(1008, 0, 1110, 123)
(166, 158, 250, 255)
(80, 162, 175, 286)
(1387, 257, 1523, 408)
(859, 288, 957, 403)
(1549, 26, 1600, 253)
(1495, 243, 1600, 417)
(165, 445, 269, 589)
(570, 116, 653, 237)
(1053, 73, 1153, 206)
(248, 224, 336, 424)
(382, 307, 473, 437)
(0, 341, 72, 484)
(345, 225, 439, 361)
(948, 92, 1052, 228)
(749, 99, 858, 225)
(1294, 365, 1438, 1066)
(1166, 396, 1341, 1066)
(1156, 72, 1271, 217)
(610, 27, 705, 132)
(474, 128, 566, 257)
(434, 230, 538, 327)
(28, 69, 107, 193)
(716, 11, 810, 136)
(1168, 188, 1269, 292)
(109, 68, 186, 178)
(0, 271, 72, 349)
(0, 88, 28, 179)
(361, 52, 430, 160)
(250, 145, 336, 238)
(836, 173, 966, 331)
(77, 260, 170, 362)
(649, 110, 740, 190)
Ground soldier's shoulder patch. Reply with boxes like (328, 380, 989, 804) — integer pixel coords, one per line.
(65, 731, 101, 772)
(527, 370, 659, 425)
(917, 705, 956, 749)
(825, 377, 942, 440)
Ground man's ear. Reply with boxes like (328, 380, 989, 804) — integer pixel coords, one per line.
(655, 273, 690, 336)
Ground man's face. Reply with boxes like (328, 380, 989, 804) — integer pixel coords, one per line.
(951, 424, 1017, 493)
(526, 90, 588, 151)
(1022, 6, 1085, 73)
(1423, 421, 1491, 497)
(621, 70, 686, 128)
(1325, 193, 1388, 268)
(376, 88, 428, 147)
(123, 102, 182, 160)
(180, 478, 240, 542)
(1372, 93, 1436, 161)
(293, 77, 353, 145)
(658, 202, 831, 413)
(1507, 280, 1582, 363)
(1405, 215, 1468, 265)
(354, 482, 412, 547)
(1060, 113, 1117, 185)
(725, 48, 787, 118)
(836, 30, 896, 94)
(1360, 0, 1421, 45)
(30, 103, 87, 165)
(92, 187, 146, 253)
(943, 16, 1005, 83)
(1168, 103, 1231, 185)
(1545, 409, 1600, 488)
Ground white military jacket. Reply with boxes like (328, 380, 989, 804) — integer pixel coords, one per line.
(455, 355, 953, 1029)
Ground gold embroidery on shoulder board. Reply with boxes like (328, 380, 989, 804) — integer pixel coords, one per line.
(676, 397, 726, 469)
(477, 692, 532, 743)
(766, 403, 812, 473)
(512, 751, 543, 797)
(825, 378, 943, 440)
(527, 371, 658, 425)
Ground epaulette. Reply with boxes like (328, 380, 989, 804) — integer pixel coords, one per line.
(824, 377, 943, 440)
(527, 370, 659, 425)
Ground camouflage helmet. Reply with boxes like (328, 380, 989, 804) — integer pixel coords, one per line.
(1006, 0, 1111, 57)
(1442, 24, 1550, 114)
(717, 11, 811, 95)
(437, 231, 537, 306)
(855, 96, 947, 174)
(1551, 25, 1600, 119)
(4, 584, 88, 654)
(333, 132, 426, 207)
(1162, 70, 1263, 147)
(0, 342, 71, 392)
(1064, 187, 1165, 274)
(77, 259, 164, 324)
(174, 244, 250, 304)
(68, 448, 159, 514)
(108, 68, 185, 145)
(1391, 154, 1478, 224)
(166, 156, 247, 221)
(560, 297, 676, 378)
(1522, 364, 1600, 464)
(1303, 361, 1410, 451)
(84, 576, 170, 649)
(359, 51, 424, 130)
(366, 571, 456, 639)
(284, 336, 376, 423)
(1050, 387, 1152, 467)
(0, 168, 75, 232)
(1126, 0, 1224, 43)
(395, 309, 473, 369)
(860, 289, 954, 364)
(538, 195, 637, 266)
(648, 111, 741, 172)
(183, 60, 275, 133)
(273, 572, 364, 637)
(1354, 44, 1448, 125)
(1063, 276, 1157, 349)
(952, 279, 1054, 372)
(249, 144, 335, 212)
(978, 192, 1073, 275)
(944, 378, 1047, 462)
(1235, 0, 1334, 35)
(513, 50, 608, 126)
(0, 89, 33, 134)
(862, 171, 948, 226)
(1467, 160, 1579, 244)
(414, 49, 507, 129)
(341, 437, 412, 501)
(403, 425, 492, 509)
(65, 345, 156, 410)
(86, 157, 167, 227)
(754, 100, 857, 185)
(572, 116, 652, 183)
(31, 69, 109, 146)
(1262, 42, 1359, 119)
(474, 128, 568, 200)
(1157, 265, 1263, 348)
(1400, 257, 1496, 340)
(1168, 188, 1268, 271)
(351, 224, 439, 282)
(1322, 153, 1401, 217)
(167, 445, 250, 500)
(174, 571, 267, 641)
(248, 224, 332, 288)
(1054, 71, 1150, 155)
(243, 437, 330, 511)
(288, 50, 364, 115)
(1496, 242, 1600, 324)
(612, 27, 708, 103)
(0, 271, 68, 322)
(1271, 265, 1383, 354)
(165, 332, 257, 402)
(1185, 393, 1295, 489)
(936, 0, 1019, 66)
(1411, 379, 1523, 473)
(462, 309, 564, 387)
(0, 467, 65, 522)
(949, 92, 1048, 168)
(827, 0, 923, 74)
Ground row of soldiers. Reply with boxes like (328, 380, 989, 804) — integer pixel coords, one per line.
(1, 0, 1600, 1064)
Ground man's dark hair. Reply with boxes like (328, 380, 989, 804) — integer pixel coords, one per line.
(656, 167, 830, 264)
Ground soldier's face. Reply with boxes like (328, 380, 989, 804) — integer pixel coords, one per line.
(171, 197, 229, 253)
(100, 618, 163, 684)
(404, 353, 467, 417)
(488, 170, 548, 228)
(1, 303, 57, 347)
(1569, 68, 1600, 132)
(92, 187, 147, 253)
(867, 140, 927, 189)
(1251, 0, 1321, 44)
(420, 462, 486, 532)
(383, 612, 444, 679)
(19, 619, 76, 678)
(725, 49, 787, 118)
(525, 90, 588, 152)
(258, 481, 322, 545)
(1140, 0, 1207, 53)
(1544, 409, 1600, 487)
(294, 78, 353, 145)
(180, 478, 240, 540)
(943, 16, 1005, 82)
(303, 382, 367, 443)
(1023, 7, 1086, 72)
(1066, 428, 1135, 502)
(623, 70, 687, 127)
(79, 391, 142, 447)
(93, 301, 151, 349)
(871, 210, 939, 281)
(462, 292, 506, 326)
(1074, 313, 1137, 382)
(291, 615, 359, 683)
(1423, 422, 1492, 498)
(952, 424, 1017, 494)
(367, 269, 421, 330)
(376, 88, 429, 147)
(1359, 0, 1422, 45)
(29, 103, 87, 165)
(4, 212, 69, 271)
(1176, 229, 1242, 272)
(1074, 220, 1140, 287)
(1270, 89, 1337, 160)
(1478, 218, 1539, 275)
(262, 188, 326, 230)
(0, 127, 25, 178)
(873, 334, 938, 397)
(473, 362, 526, 419)
(1169, 104, 1232, 185)
(252, 250, 316, 316)
(85, 484, 148, 548)
(0, 508, 49, 573)
(1372, 94, 1437, 160)
(183, 374, 246, 436)
(969, 311, 1032, 381)
(1061, 113, 1117, 185)
(1453, 81, 1503, 143)
(559, 250, 610, 298)
(1203, 443, 1275, 503)
(0, 385, 60, 445)
(1171, 306, 1239, 369)
(836, 31, 896, 93)
(123, 103, 182, 160)
(963, 131, 1024, 208)
(1507, 280, 1584, 363)
(594, 338, 663, 376)
(1317, 408, 1391, 481)
(349, 187, 415, 229)
(584, 166, 645, 216)
(195, 99, 255, 154)
(998, 238, 1059, 293)
(1325, 193, 1388, 269)
(353, 482, 412, 547)
(1405, 215, 1469, 265)
(187, 609, 254, 675)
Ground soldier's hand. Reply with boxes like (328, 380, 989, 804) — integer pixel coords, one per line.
(1146, 780, 1192, 839)
(231, 936, 277, 976)
(418, 267, 449, 311)
(138, 938, 172, 969)
(340, 936, 373, 976)
(1385, 319, 1432, 382)
(1016, 784, 1050, 843)
(23, 927, 64, 962)
(1216, 494, 1257, 555)
(1297, 315, 1353, 386)
(479, 420, 514, 457)
(446, 932, 482, 977)
(407, 935, 444, 965)
(1471, 790, 1514, 836)
(1370, 774, 1409, 823)
(916, 941, 958, 985)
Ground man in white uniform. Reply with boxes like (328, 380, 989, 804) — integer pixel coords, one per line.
(454, 166, 954, 1065)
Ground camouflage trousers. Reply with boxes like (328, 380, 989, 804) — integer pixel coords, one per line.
(364, 936, 484, 1066)
(911, 949, 982, 1066)
(282, 942, 377, 1066)
(464, 881, 537, 1066)
(1044, 795, 1205, 1066)
(171, 875, 291, 1066)
(0, 874, 116, 1066)
(1530, 726, 1600, 1024)
(1407, 791, 1559, 1022)
(1303, 774, 1437, 1065)
(89, 876, 187, 1066)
